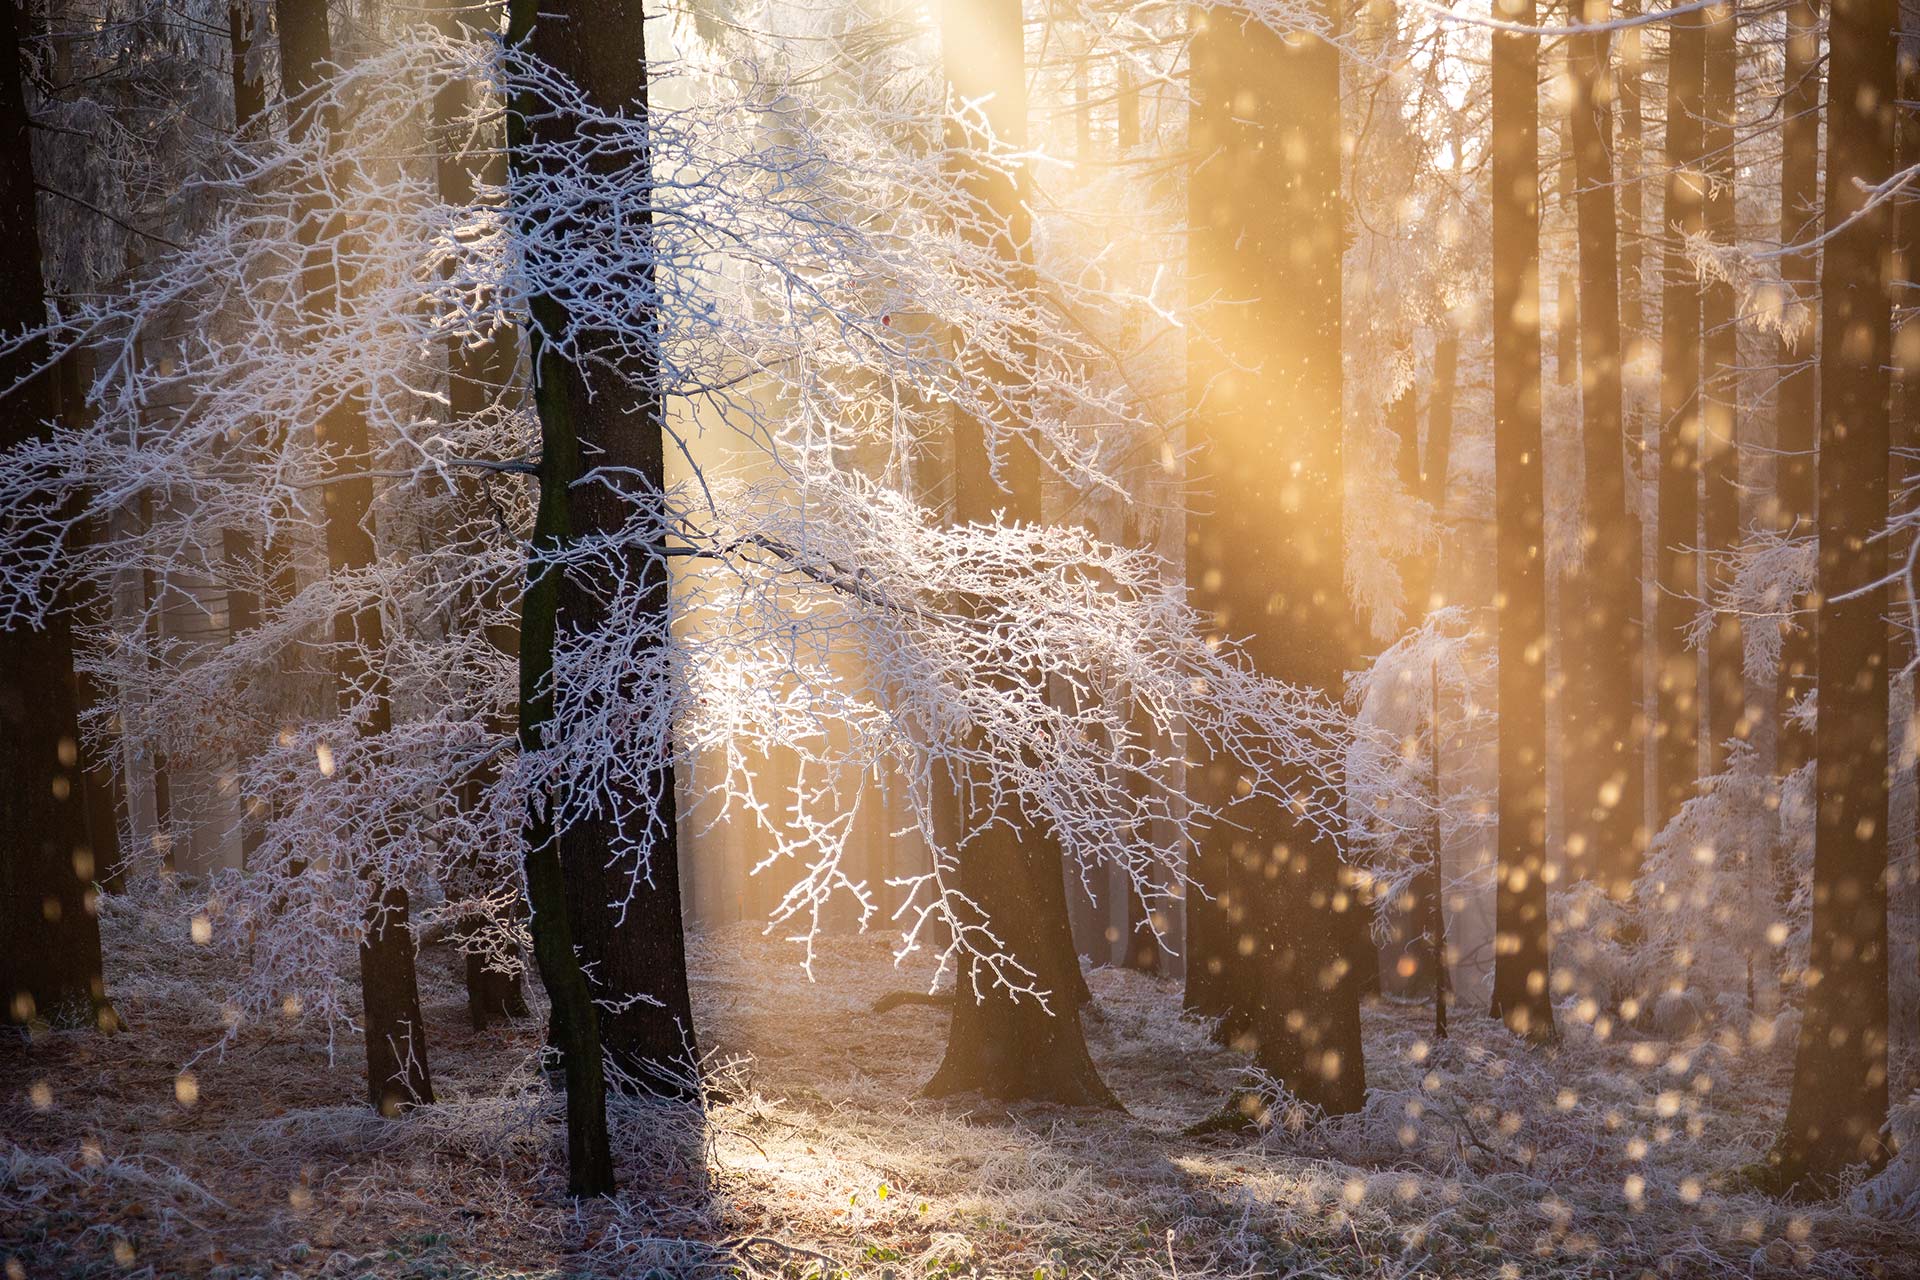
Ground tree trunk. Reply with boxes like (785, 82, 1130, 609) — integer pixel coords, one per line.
(506, 0, 699, 1106)
(1568, 0, 1645, 900)
(1183, 2, 1364, 1112)
(1765, 0, 1897, 1194)
(1774, 0, 1822, 774)
(0, 0, 114, 1031)
(431, 0, 528, 1032)
(275, 0, 433, 1116)
(54, 351, 126, 893)
(1701, 0, 1744, 776)
(1488, 0, 1556, 1044)
(1655, 3, 1706, 830)
(922, 0, 1110, 1105)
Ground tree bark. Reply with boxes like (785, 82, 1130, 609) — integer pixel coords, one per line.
(1765, 0, 1897, 1194)
(275, 0, 433, 1117)
(1183, 3, 1365, 1111)
(1567, 0, 1646, 899)
(1488, 0, 1556, 1044)
(1701, 0, 1744, 776)
(1655, 3, 1706, 830)
(922, 0, 1111, 1105)
(1774, 0, 1822, 774)
(0, 0, 114, 1032)
(506, 0, 699, 1107)
(432, 0, 528, 1032)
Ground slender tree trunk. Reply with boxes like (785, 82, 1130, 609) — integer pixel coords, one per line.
(923, 0, 1111, 1105)
(53, 351, 126, 892)
(1776, 0, 1822, 773)
(1183, 2, 1365, 1112)
(432, 0, 528, 1031)
(223, 0, 266, 869)
(0, 0, 114, 1031)
(1895, 25, 1919, 671)
(1426, 661, 1449, 1037)
(1488, 0, 1556, 1044)
(1568, 0, 1646, 899)
(1701, 0, 1745, 776)
(1655, 4, 1706, 830)
(1765, 0, 1897, 1194)
(506, 0, 699, 1105)
(1618, 0, 1645, 344)
(276, 0, 433, 1116)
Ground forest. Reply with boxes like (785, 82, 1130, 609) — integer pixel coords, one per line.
(2, 0, 1918, 1275)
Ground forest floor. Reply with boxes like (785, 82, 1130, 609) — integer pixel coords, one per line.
(5, 895, 1919, 1279)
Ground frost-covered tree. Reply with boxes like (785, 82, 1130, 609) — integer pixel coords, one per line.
(0, 2, 1362, 1187)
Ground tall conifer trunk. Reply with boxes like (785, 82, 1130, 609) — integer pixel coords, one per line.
(1568, 0, 1645, 898)
(1701, 0, 1744, 775)
(1183, 2, 1365, 1111)
(1775, 0, 1822, 773)
(1655, 3, 1706, 829)
(0, 0, 114, 1032)
(1765, 0, 1897, 1195)
(1487, 0, 1556, 1043)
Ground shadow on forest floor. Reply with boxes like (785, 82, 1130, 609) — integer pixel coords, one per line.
(4, 895, 1918, 1278)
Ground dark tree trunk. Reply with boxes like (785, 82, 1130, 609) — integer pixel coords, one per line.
(1488, 0, 1556, 1044)
(227, 0, 264, 135)
(276, 0, 433, 1116)
(432, 0, 528, 1032)
(224, 0, 265, 868)
(1897, 7, 1920, 673)
(1183, 3, 1364, 1112)
(923, 0, 1109, 1105)
(1775, 0, 1822, 774)
(1655, 4, 1706, 830)
(1425, 661, 1449, 1037)
(1765, 0, 1897, 1194)
(0, 0, 114, 1031)
(1567, 0, 1646, 899)
(54, 352, 126, 893)
(506, 0, 699, 1107)
(1701, 0, 1744, 776)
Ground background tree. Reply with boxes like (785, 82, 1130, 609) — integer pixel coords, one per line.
(1567, 0, 1645, 898)
(1487, 0, 1554, 1043)
(0, 0, 114, 1033)
(1184, 0, 1365, 1112)
(1766, 0, 1898, 1194)
(274, 0, 434, 1118)
(1655, 2, 1705, 829)
(1774, 0, 1822, 774)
